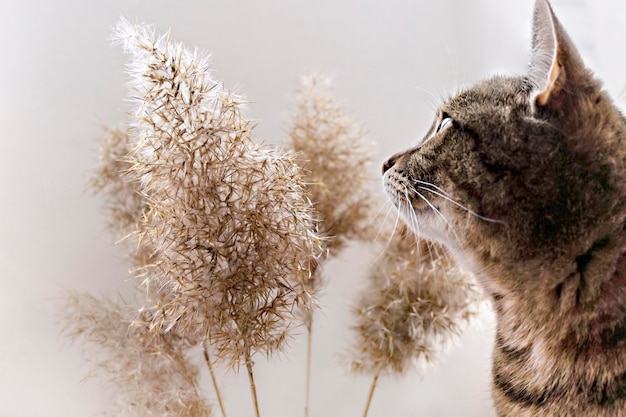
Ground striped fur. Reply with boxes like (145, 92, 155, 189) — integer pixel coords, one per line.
(382, 1, 626, 415)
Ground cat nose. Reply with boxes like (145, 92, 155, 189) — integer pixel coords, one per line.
(382, 156, 397, 174)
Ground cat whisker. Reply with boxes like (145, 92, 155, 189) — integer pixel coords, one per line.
(407, 197, 425, 259)
(415, 181, 506, 224)
(399, 187, 446, 262)
(406, 184, 462, 245)
(413, 179, 455, 199)
(367, 196, 397, 228)
(411, 85, 444, 114)
(368, 201, 403, 268)
(367, 200, 397, 241)
(391, 182, 452, 266)
(400, 185, 425, 258)
(400, 185, 419, 231)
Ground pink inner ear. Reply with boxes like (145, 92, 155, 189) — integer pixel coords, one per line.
(529, 0, 588, 109)
(535, 58, 561, 106)
(528, 0, 559, 105)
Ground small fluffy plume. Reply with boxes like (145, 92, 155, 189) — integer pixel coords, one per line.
(63, 292, 211, 417)
(348, 225, 482, 376)
(288, 75, 375, 253)
(112, 19, 323, 366)
(287, 75, 375, 317)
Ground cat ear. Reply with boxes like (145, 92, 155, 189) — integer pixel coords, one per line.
(528, 0, 587, 109)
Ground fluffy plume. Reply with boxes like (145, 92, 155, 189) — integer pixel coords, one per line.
(111, 19, 324, 368)
(348, 225, 482, 376)
(67, 17, 486, 417)
(287, 75, 376, 333)
(288, 75, 375, 255)
(63, 292, 211, 417)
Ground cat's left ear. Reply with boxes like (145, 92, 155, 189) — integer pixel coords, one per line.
(528, 0, 589, 110)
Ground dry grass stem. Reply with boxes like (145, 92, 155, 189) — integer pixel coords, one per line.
(246, 358, 261, 417)
(112, 19, 324, 368)
(304, 323, 313, 417)
(203, 346, 228, 417)
(362, 370, 381, 417)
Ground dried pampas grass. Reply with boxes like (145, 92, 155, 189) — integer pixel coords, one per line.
(289, 74, 375, 256)
(112, 20, 324, 370)
(349, 226, 481, 375)
(64, 17, 483, 417)
(63, 292, 211, 417)
(348, 225, 482, 415)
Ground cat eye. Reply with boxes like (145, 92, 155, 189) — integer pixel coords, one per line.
(436, 116, 453, 133)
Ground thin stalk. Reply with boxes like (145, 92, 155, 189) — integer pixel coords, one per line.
(303, 269, 319, 417)
(202, 345, 228, 417)
(362, 370, 381, 417)
(245, 353, 261, 417)
(304, 319, 313, 417)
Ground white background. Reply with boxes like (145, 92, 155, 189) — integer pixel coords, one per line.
(1, 1, 625, 416)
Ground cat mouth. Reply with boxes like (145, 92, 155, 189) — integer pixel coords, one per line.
(384, 179, 456, 245)
(384, 177, 440, 214)
(398, 202, 450, 241)
(394, 193, 441, 221)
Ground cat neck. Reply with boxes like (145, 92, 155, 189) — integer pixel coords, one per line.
(489, 222, 626, 353)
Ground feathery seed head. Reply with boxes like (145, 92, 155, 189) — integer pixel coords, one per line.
(288, 74, 375, 253)
(63, 292, 211, 417)
(348, 225, 482, 376)
(112, 19, 324, 366)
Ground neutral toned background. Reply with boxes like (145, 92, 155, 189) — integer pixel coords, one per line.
(2, 1, 625, 416)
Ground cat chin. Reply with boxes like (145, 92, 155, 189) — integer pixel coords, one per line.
(399, 206, 451, 245)
(400, 207, 483, 277)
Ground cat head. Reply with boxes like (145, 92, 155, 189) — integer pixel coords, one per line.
(383, 0, 626, 296)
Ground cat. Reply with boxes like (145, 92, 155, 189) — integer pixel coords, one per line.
(382, 0, 626, 416)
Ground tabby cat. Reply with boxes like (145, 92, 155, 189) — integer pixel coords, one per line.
(382, 1, 626, 416)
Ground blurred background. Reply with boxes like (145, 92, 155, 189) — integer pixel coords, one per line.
(2, 0, 625, 416)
